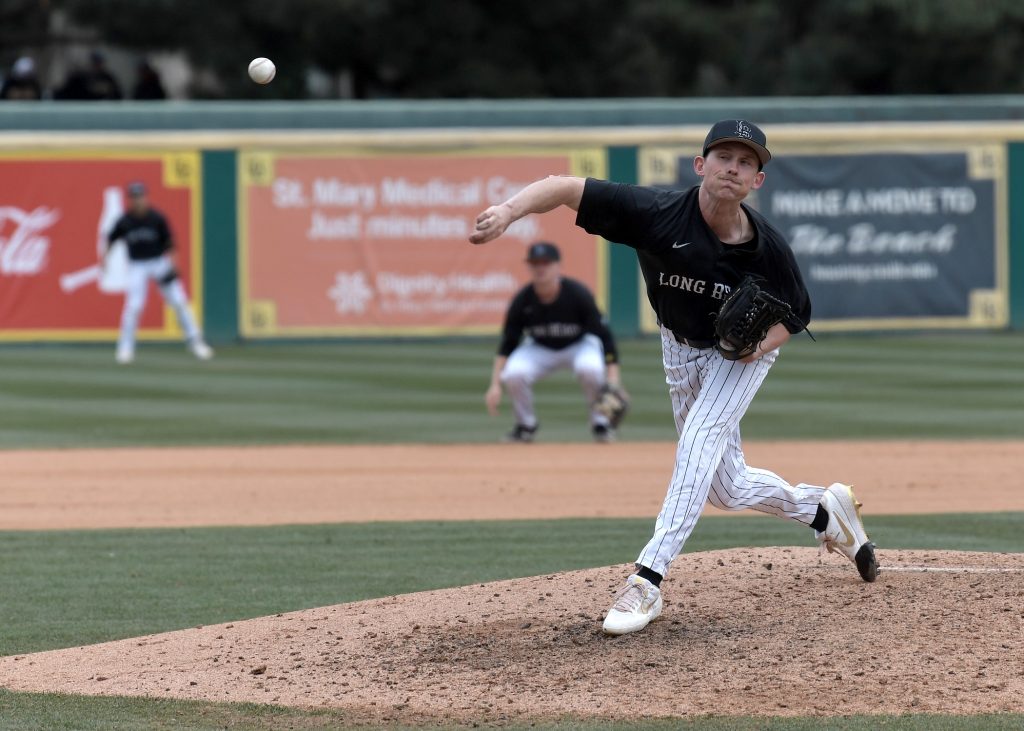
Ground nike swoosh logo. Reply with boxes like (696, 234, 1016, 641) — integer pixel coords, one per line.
(834, 514, 856, 548)
(672, 241, 692, 248)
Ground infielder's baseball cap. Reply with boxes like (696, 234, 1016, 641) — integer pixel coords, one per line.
(126, 181, 147, 197)
(526, 241, 561, 262)
(703, 119, 771, 167)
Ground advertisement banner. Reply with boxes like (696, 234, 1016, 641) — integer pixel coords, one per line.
(638, 143, 1007, 331)
(238, 149, 606, 336)
(0, 152, 202, 341)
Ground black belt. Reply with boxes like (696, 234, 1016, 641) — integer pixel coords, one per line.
(671, 332, 715, 349)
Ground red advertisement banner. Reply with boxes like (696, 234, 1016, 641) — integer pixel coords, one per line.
(0, 153, 201, 340)
(239, 149, 605, 336)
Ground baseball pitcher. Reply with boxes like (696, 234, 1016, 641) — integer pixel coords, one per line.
(470, 120, 877, 636)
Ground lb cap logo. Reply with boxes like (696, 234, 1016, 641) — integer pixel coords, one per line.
(703, 119, 771, 166)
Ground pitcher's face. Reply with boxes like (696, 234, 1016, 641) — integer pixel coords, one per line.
(695, 142, 765, 202)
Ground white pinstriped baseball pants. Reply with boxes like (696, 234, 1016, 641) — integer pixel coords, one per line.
(636, 327, 826, 577)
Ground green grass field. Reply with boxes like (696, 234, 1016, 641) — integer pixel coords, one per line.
(0, 512, 1022, 730)
(3, 513, 1021, 658)
(3, 689, 1022, 731)
(1, 512, 1023, 730)
(0, 332, 1022, 448)
(0, 333, 1021, 729)
(1, 690, 1022, 731)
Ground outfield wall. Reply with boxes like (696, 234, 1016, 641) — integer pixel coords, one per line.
(0, 150, 203, 341)
(1, 99, 1023, 341)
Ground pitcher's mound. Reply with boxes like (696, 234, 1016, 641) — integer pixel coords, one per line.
(2, 547, 1022, 725)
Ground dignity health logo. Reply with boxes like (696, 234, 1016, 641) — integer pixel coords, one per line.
(327, 271, 374, 314)
(0, 205, 58, 275)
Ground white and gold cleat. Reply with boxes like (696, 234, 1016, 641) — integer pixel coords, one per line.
(815, 483, 878, 582)
(602, 574, 663, 635)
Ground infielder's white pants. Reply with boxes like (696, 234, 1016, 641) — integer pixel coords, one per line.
(119, 256, 201, 352)
(501, 334, 608, 428)
(637, 327, 826, 577)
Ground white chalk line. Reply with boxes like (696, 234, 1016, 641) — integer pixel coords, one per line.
(880, 566, 1024, 574)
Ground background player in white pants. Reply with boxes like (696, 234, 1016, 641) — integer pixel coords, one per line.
(486, 241, 623, 443)
(105, 182, 212, 364)
(470, 120, 877, 636)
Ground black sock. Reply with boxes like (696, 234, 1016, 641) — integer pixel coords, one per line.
(810, 504, 829, 532)
(636, 565, 663, 587)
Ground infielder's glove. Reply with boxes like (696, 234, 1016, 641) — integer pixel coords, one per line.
(593, 383, 630, 428)
(714, 276, 793, 361)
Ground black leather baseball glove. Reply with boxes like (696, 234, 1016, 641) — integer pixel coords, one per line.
(714, 277, 793, 361)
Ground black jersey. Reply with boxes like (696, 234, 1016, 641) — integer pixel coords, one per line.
(107, 209, 172, 261)
(498, 277, 619, 363)
(575, 179, 811, 341)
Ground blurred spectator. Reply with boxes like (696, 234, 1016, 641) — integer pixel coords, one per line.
(56, 50, 122, 100)
(131, 60, 166, 100)
(1, 56, 43, 100)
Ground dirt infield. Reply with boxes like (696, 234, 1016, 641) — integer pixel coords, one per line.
(2, 440, 1024, 530)
(2, 547, 1022, 724)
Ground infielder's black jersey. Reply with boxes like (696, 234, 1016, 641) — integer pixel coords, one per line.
(107, 209, 172, 261)
(575, 179, 811, 341)
(498, 277, 619, 363)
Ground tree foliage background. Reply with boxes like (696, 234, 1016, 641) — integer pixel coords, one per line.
(10, 0, 1024, 98)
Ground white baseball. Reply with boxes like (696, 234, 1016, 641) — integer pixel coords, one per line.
(248, 57, 276, 85)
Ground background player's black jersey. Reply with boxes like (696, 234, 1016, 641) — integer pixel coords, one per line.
(107, 209, 172, 261)
(575, 179, 811, 341)
(498, 277, 619, 363)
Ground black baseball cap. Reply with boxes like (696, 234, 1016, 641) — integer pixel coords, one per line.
(126, 181, 147, 197)
(703, 119, 771, 167)
(526, 241, 561, 262)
